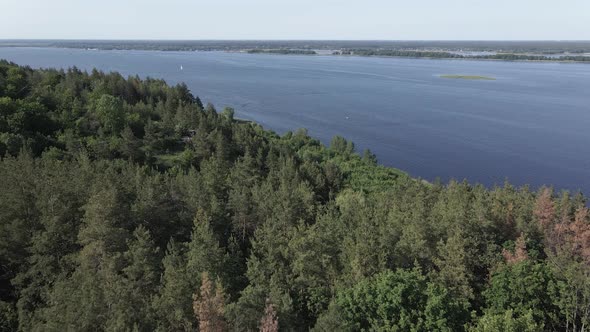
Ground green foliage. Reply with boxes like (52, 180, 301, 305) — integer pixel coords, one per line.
(330, 135, 354, 155)
(548, 256, 590, 331)
(0, 301, 17, 332)
(0, 61, 588, 331)
(470, 309, 540, 332)
(94, 94, 126, 135)
(4, 66, 29, 99)
(483, 261, 561, 329)
(221, 107, 235, 121)
(152, 241, 195, 331)
(186, 209, 225, 284)
(327, 268, 468, 331)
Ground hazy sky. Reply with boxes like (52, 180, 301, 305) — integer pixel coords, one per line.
(2, 0, 589, 40)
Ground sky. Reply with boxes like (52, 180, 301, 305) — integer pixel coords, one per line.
(2, 0, 589, 40)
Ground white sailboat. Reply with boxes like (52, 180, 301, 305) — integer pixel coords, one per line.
(180, 65, 183, 71)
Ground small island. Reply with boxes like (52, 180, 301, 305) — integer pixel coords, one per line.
(440, 74, 496, 80)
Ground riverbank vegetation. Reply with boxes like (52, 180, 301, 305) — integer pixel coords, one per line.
(3, 40, 590, 63)
(339, 49, 590, 62)
(1, 60, 589, 331)
(247, 49, 317, 55)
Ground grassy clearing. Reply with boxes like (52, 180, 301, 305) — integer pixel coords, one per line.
(440, 75, 496, 80)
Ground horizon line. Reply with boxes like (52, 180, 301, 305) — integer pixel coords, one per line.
(1, 38, 590, 42)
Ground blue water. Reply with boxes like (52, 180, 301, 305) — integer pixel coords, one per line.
(1, 47, 589, 193)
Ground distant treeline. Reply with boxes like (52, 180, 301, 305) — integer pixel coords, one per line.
(337, 49, 464, 58)
(247, 49, 317, 55)
(3, 40, 590, 54)
(338, 49, 590, 62)
(476, 53, 590, 62)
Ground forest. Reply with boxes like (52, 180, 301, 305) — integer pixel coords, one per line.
(338, 49, 590, 62)
(0, 60, 589, 331)
(246, 50, 318, 55)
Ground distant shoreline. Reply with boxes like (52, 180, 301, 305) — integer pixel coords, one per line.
(1, 44, 590, 64)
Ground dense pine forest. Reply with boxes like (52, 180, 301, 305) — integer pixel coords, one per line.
(0, 60, 589, 332)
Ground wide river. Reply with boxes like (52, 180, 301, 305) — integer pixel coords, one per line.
(1, 47, 589, 193)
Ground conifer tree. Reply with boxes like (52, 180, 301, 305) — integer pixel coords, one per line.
(194, 272, 227, 332)
(152, 240, 194, 331)
(187, 209, 225, 284)
(259, 299, 279, 332)
(502, 233, 529, 265)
